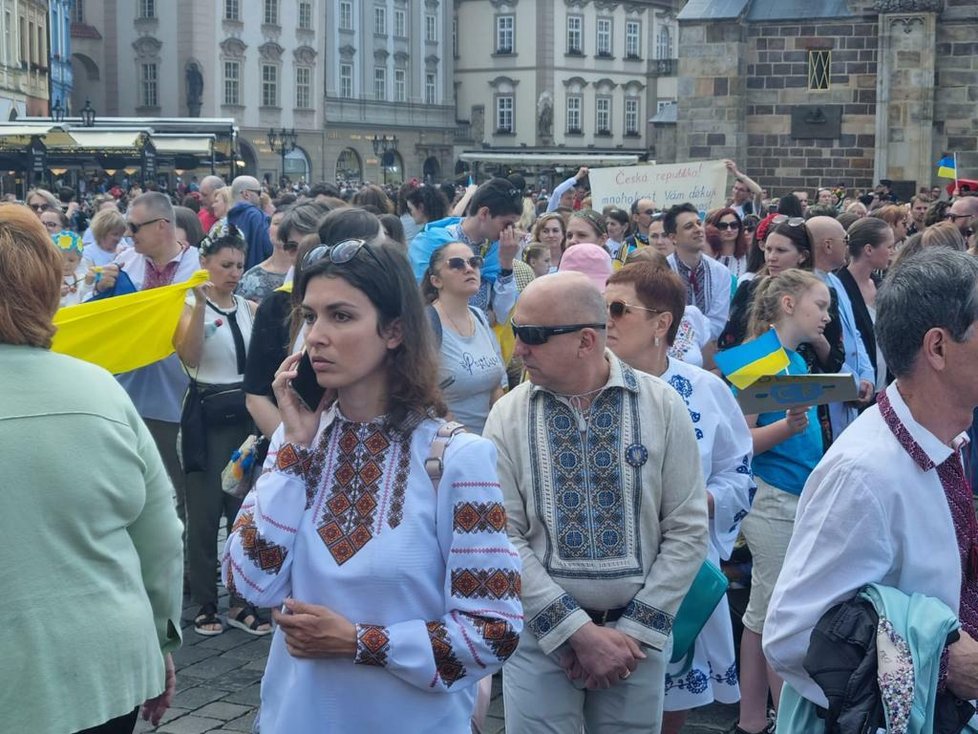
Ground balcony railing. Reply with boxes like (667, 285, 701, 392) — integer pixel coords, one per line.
(650, 58, 677, 76)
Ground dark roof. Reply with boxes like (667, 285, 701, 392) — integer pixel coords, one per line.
(678, 0, 750, 21)
(745, 0, 855, 20)
(649, 103, 677, 124)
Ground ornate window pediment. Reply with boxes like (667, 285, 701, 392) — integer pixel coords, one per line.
(339, 44, 357, 60)
(562, 75, 589, 90)
(132, 36, 162, 57)
(259, 41, 284, 61)
(293, 45, 317, 64)
(595, 77, 618, 90)
(374, 48, 390, 62)
(220, 37, 247, 58)
(394, 50, 410, 63)
(425, 53, 440, 67)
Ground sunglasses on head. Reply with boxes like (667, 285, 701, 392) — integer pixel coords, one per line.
(771, 215, 806, 227)
(510, 320, 606, 345)
(444, 255, 484, 271)
(715, 221, 741, 231)
(607, 300, 661, 319)
(302, 238, 382, 269)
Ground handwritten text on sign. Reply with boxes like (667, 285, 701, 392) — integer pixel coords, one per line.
(589, 160, 728, 214)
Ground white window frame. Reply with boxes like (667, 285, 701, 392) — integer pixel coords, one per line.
(625, 21, 640, 58)
(394, 8, 406, 37)
(567, 15, 582, 54)
(425, 72, 436, 104)
(374, 6, 386, 35)
(139, 0, 155, 19)
(224, 0, 239, 21)
(339, 1, 353, 30)
(566, 95, 582, 132)
(596, 97, 611, 133)
(596, 18, 612, 57)
(296, 66, 311, 108)
(298, 1, 312, 29)
(624, 97, 639, 135)
(495, 15, 514, 53)
(374, 66, 387, 101)
(261, 64, 278, 107)
(263, 0, 278, 25)
(140, 63, 158, 106)
(656, 26, 673, 60)
(496, 95, 513, 133)
(339, 63, 353, 98)
(425, 14, 436, 42)
(394, 69, 406, 102)
(223, 60, 240, 105)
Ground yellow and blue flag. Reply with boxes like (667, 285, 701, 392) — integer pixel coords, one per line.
(51, 270, 208, 374)
(714, 328, 790, 390)
(937, 155, 957, 180)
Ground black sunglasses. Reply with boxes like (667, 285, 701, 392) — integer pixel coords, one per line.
(445, 255, 484, 271)
(511, 320, 606, 345)
(29, 203, 51, 213)
(947, 213, 974, 222)
(303, 238, 382, 269)
(715, 221, 741, 231)
(607, 300, 661, 319)
(127, 217, 169, 234)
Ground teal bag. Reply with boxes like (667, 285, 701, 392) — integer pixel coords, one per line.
(670, 560, 729, 664)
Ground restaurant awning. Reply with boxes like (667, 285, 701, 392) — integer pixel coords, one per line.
(0, 124, 79, 147)
(151, 135, 215, 155)
(48, 129, 149, 150)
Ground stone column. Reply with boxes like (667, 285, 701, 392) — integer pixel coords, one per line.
(872, 0, 943, 189)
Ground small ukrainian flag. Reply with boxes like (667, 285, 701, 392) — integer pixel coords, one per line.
(714, 328, 791, 390)
(937, 155, 957, 180)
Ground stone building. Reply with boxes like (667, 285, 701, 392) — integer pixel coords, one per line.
(453, 0, 683, 186)
(0, 0, 51, 120)
(666, 0, 976, 197)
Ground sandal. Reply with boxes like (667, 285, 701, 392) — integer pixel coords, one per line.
(194, 603, 224, 636)
(227, 605, 272, 636)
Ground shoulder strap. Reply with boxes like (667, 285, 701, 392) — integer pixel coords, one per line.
(468, 305, 490, 331)
(426, 304, 443, 348)
(425, 421, 466, 492)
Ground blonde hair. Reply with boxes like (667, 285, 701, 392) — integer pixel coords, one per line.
(213, 186, 233, 208)
(90, 207, 126, 241)
(747, 269, 824, 339)
(0, 204, 62, 348)
(921, 221, 967, 251)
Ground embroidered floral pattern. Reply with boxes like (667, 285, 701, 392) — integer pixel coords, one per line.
(451, 568, 521, 600)
(623, 598, 673, 635)
(453, 501, 507, 533)
(355, 624, 391, 667)
(668, 373, 704, 439)
(665, 661, 738, 694)
(877, 617, 913, 734)
(317, 422, 404, 565)
(528, 593, 579, 638)
(468, 615, 520, 662)
(235, 512, 288, 574)
(427, 621, 466, 687)
(386, 434, 412, 529)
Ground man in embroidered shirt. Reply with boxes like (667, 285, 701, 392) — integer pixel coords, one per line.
(95, 192, 200, 545)
(619, 198, 659, 258)
(665, 203, 731, 341)
(483, 272, 709, 733)
(764, 249, 978, 708)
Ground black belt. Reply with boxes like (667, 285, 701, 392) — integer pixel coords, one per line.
(583, 606, 627, 626)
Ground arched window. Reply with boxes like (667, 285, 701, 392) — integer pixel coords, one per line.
(335, 148, 362, 187)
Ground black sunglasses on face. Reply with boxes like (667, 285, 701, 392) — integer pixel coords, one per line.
(29, 203, 50, 212)
(127, 217, 169, 234)
(511, 320, 606, 346)
(445, 255, 484, 271)
(303, 238, 383, 269)
(607, 300, 661, 319)
(715, 221, 741, 231)
(947, 213, 974, 222)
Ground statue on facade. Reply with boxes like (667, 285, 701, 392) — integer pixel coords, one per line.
(537, 91, 553, 139)
(186, 63, 203, 117)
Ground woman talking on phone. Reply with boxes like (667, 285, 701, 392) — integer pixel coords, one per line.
(222, 236, 523, 732)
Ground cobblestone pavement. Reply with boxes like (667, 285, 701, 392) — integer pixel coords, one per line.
(137, 587, 738, 734)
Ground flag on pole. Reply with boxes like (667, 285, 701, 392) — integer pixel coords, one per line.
(937, 154, 957, 179)
(51, 270, 208, 374)
(714, 328, 791, 390)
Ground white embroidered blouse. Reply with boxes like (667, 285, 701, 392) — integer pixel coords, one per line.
(222, 406, 523, 733)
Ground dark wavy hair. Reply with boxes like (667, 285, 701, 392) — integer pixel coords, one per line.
(405, 184, 450, 224)
(296, 239, 446, 429)
(705, 208, 748, 259)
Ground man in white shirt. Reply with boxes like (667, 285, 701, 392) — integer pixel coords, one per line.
(764, 248, 978, 708)
(665, 203, 731, 341)
(484, 272, 708, 733)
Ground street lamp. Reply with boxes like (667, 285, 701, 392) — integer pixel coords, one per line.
(371, 134, 398, 185)
(51, 98, 65, 123)
(80, 99, 96, 127)
(267, 128, 297, 187)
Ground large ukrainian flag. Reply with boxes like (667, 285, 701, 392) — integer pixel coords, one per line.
(714, 328, 791, 390)
(937, 155, 957, 180)
(51, 270, 208, 374)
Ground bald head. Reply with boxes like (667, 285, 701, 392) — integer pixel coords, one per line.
(807, 216, 848, 270)
(232, 176, 262, 202)
(519, 272, 607, 325)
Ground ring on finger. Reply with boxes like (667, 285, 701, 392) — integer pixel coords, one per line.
(619, 669, 631, 680)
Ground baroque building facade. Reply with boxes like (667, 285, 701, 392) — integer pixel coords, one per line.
(0, 0, 51, 120)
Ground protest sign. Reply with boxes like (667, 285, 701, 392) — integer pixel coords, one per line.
(588, 159, 728, 215)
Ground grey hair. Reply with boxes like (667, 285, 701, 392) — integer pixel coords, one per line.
(131, 191, 174, 221)
(279, 201, 329, 243)
(876, 248, 978, 377)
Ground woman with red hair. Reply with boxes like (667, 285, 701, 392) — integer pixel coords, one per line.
(705, 208, 749, 279)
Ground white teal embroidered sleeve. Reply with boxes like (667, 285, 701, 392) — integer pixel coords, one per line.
(484, 406, 592, 655)
(707, 379, 755, 560)
(352, 435, 523, 691)
(618, 391, 709, 650)
(221, 428, 310, 608)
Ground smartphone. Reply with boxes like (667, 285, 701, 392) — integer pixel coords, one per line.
(290, 351, 327, 412)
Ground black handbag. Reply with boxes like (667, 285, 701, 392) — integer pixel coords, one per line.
(199, 381, 249, 425)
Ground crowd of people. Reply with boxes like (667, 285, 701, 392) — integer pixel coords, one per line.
(3, 162, 978, 734)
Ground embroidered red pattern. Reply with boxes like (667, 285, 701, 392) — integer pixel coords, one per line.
(235, 512, 288, 574)
(355, 624, 390, 667)
(451, 568, 522, 600)
(426, 621, 466, 687)
(317, 423, 402, 565)
(386, 435, 411, 529)
(453, 501, 507, 533)
(468, 614, 520, 662)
